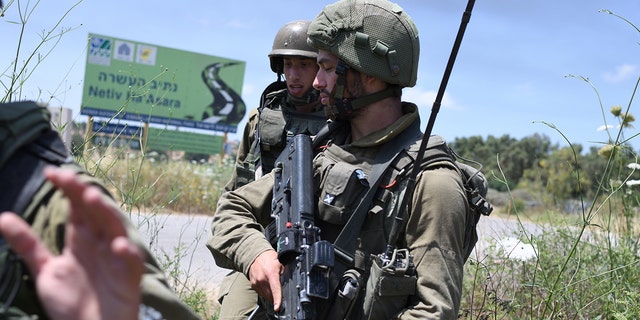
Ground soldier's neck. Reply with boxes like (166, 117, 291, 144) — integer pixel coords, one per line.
(349, 98, 402, 142)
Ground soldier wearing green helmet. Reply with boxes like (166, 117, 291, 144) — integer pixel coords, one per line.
(0, 1, 469, 319)
(268, 20, 319, 77)
(210, 0, 468, 319)
(308, 0, 420, 87)
(214, 19, 328, 319)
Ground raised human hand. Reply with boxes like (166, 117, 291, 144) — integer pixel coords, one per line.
(0, 166, 144, 320)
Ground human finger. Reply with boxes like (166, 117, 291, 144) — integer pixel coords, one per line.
(43, 166, 87, 210)
(270, 267, 283, 312)
(0, 212, 52, 276)
(44, 166, 126, 239)
(80, 184, 128, 240)
(111, 236, 145, 282)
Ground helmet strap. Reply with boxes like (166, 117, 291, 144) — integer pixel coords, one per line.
(326, 60, 401, 120)
(324, 60, 349, 120)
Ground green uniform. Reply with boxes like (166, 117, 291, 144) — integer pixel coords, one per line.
(208, 103, 468, 319)
(2, 163, 201, 320)
(217, 88, 326, 318)
(0, 158, 199, 320)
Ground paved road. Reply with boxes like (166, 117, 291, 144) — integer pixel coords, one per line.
(130, 212, 229, 299)
(473, 213, 542, 261)
(130, 212, 537, 300)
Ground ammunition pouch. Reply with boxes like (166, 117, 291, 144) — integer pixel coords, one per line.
(363, 248, 417, 320)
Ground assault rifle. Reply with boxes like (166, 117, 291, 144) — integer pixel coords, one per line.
(270, 134, 334, 320)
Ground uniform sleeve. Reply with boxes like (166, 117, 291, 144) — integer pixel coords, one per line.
(224, 108, 259, 192)
(397, 165, 468, 320)
(31, 179, 201, 320)
(208, 173, 275, 277)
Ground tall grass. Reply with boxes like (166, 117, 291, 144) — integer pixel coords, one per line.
(0, 0, 83, 103)
(461, 10, 640, 319)
(75, 143, 232, 215)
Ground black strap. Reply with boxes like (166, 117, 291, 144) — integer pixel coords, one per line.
(258, 80, 287, 111)
(311, 120, 346, 150)
(332, 120, 421, 265)
(0, 129, 70, 217)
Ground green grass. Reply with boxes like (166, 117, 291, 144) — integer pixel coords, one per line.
(461, 59, 640, 318)
(74, 143, 233, 215)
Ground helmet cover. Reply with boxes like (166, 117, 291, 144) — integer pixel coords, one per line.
(307, 0, 420, 87)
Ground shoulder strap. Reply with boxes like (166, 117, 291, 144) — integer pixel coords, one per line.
(0, 129, 72, 219)
(0, 101, 53, 169)
(250, 82, 287, 171)
(332, 120, 422, 265)
(0, 101, 72, 218)
(311, 120, 349, 151)
(258, 80, 287, 112)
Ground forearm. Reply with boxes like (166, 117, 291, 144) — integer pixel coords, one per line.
(209, 173, 275, 275)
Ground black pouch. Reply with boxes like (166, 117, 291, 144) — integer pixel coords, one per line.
(323, 269, 363, 320)
(317, 162, 369, 225)
(363, 249, 417, 320)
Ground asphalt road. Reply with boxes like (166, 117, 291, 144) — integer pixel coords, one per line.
(130, 212, 537, 300)
(131, 212, 228, 298)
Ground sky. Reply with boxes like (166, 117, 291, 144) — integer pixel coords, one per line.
(2, 0, 640, 152)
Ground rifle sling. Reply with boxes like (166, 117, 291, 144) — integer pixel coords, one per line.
(332, 120, 421, 266)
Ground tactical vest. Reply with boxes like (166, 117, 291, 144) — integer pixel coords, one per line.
(310, 125, 491, 319)
(237, 89, 326, 187)
(311, 118, 491, 265)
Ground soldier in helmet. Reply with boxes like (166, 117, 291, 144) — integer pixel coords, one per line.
(211, 19, 328, 319)
(0, 1, 468, 319)
(209, 0, 468, 319)
(223, 19, 327, 192)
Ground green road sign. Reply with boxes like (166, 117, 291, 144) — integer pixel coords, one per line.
(81, 33, 246, 133)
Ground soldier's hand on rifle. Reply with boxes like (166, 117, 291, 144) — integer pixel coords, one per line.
(249, 249, 284, 311)
(0, 167, 144, 320)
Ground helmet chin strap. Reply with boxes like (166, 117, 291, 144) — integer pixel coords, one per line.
(325, 60, 401, 120)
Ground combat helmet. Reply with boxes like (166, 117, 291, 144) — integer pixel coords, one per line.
(307, 0, 419, 88)
(269, 20, 318, 74)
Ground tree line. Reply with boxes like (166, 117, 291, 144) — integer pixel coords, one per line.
(449, 133, 638, 203)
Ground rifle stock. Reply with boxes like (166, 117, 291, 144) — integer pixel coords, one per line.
(271, 134, 334, 320)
